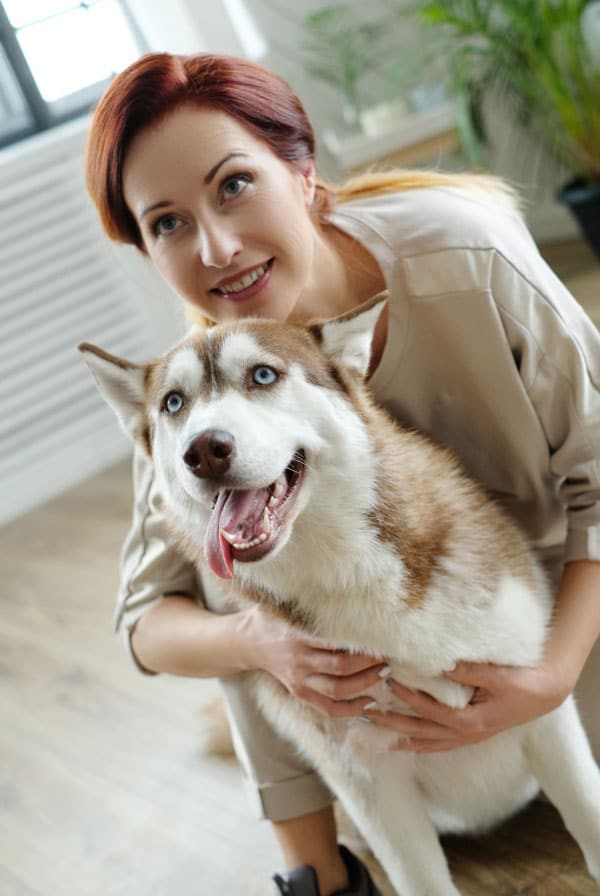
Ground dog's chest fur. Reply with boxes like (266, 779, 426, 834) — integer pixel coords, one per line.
(178, 388, 550, 688)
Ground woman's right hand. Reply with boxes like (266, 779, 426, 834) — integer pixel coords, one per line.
(238, 605, 389, 717)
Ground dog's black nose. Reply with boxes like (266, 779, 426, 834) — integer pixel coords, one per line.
(183, 429, 236, 478)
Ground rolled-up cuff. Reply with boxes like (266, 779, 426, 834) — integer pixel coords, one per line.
(247, 770, 334, 822)
(120, 605, 159, 676)
(219, 674, 334, 821)
(564, 525, 600, 565)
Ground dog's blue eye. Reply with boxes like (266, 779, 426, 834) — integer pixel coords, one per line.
(165, 392, 184, 414)
(252, 366, 278, 386)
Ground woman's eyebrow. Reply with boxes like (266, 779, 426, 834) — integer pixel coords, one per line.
(204, 151, 249, 184)
(141, 200, 172, 219)
(140, 152, 251, 219)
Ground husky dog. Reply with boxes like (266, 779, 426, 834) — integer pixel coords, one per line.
(80, 294, 600, 896)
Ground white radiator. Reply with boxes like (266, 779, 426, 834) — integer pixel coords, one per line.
(0, 118, 184, 526)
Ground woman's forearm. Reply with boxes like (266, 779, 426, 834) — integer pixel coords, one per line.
(130, 595, 253, 678)
(544, 559, 600, 693)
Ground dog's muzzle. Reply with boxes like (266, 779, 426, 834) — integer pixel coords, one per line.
(183, 429, 235, 479)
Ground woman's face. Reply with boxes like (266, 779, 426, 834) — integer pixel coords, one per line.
(123, 104, 318, 322)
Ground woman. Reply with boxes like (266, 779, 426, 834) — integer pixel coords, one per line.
(86, 52, 600, 896)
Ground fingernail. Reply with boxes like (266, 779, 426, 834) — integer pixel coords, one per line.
(364, 701, 378, 710)
(378, 665, 392, 679)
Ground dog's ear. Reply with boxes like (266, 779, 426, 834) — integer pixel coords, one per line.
(311, 291, 389, 378)
(78, 342, 147, 442)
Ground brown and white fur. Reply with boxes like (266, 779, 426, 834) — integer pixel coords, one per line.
(80, 295, 600, 895)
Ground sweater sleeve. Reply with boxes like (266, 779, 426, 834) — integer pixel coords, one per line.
(492, 250, 600, 563)
(115, 444, 201, 674)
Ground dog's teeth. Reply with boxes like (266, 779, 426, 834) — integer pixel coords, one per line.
(273, 476, 286, 498)
(268, 496, 278, 509)
(234, 536, 263, 550)
(226, 511, 271, 552)
(221, 529, 237, 544)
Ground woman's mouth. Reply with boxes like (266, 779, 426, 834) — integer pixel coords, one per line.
(212, 259, 274, 303)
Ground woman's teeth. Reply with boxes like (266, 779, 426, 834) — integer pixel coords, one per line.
(219, 263, 268, 294)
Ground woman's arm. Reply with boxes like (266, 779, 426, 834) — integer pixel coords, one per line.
(132, 597, 389, 716)
(131, 595, 251, 677)
(364, 559, 600, 751)
(543, 559, 600, 694)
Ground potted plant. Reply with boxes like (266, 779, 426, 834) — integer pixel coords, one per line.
(415, 0, 600, 256)
(301, 5, 397, 131)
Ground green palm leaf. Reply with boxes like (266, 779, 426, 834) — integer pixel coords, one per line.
(418, 0, 600, 181)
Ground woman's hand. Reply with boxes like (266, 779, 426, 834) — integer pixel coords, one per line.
(239, 605, 388, 717)
(363, 659, 572, 753)
(364, 561, 600, 753)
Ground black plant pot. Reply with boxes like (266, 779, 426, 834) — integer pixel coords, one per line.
(557, 178, 600, 260)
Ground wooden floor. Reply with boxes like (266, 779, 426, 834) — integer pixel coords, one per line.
(1, 242, 599, 895)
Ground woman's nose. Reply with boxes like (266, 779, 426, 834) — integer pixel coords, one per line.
(197, 223, 242, 269)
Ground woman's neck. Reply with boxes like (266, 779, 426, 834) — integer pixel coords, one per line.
(288, 219, 386, 324)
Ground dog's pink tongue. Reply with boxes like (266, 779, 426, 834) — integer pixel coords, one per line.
(204, 487, 271, 579)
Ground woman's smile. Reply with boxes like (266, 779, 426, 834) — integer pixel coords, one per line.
(211, 258, 274, 302)
(123, 106, 319, 323)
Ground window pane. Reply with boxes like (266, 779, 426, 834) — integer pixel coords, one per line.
(0, 43, 33, 141)
(15, 1, 139, 103)
(3, 0, 76, 29)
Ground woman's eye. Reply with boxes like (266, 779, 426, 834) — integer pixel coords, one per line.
(164, 392, 185, 414)
(221, 174, 251, 201)
(154, 214, 182, 237)
(252, 366, 278, 386)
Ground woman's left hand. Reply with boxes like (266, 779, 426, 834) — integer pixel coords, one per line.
(364, 660, 573, 753)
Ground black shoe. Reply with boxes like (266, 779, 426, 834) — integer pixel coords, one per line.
(272, 844, 382, 895)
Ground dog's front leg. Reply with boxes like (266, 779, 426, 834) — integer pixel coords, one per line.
(324, 754, 462, 896)
(524, 697, 600, 886)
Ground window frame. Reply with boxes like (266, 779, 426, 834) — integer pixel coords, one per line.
(0, 1, 145, 148)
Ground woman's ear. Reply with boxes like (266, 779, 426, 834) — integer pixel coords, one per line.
(296, 158, 316, 206)
(304, 160, 316, 206)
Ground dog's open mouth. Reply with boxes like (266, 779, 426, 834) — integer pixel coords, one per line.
(204, 450, 306, 579)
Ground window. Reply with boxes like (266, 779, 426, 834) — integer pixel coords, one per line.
(0, 1, 144, 148)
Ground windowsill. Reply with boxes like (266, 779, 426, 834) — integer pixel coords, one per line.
(323, 101, 458, 173)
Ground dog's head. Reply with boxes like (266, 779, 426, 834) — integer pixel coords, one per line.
(79, 293, 387, 580)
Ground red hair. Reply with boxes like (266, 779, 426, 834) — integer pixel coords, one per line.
(85, 53, 327, 250)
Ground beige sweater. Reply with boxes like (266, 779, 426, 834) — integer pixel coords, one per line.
(116, 186, 600, 670)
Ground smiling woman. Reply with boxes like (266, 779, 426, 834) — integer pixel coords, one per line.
(120, 104, 318, 322)
(83, 49, 600, 896)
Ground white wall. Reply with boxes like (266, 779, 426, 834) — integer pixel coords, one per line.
(126, 0, 208, 53)
(0, 118, 186, 526)
(127, 0, 251, 56)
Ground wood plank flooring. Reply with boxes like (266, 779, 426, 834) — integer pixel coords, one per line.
(2, 244, 599, 895)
